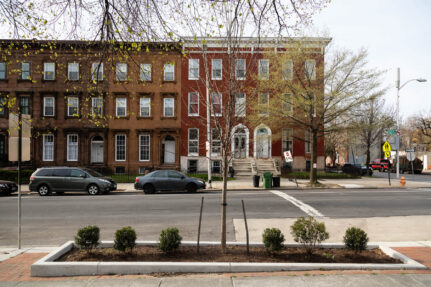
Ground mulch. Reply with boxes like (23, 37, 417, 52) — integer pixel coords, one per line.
(57, 245, 401, 264)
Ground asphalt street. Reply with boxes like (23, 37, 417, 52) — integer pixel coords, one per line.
(373, 170, 431, 182)
(1, 188, 431, 246)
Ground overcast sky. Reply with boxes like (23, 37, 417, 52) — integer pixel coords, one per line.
(313, 0, 431, 121)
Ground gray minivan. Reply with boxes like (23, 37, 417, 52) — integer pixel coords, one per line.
(29, 167, 117, 196)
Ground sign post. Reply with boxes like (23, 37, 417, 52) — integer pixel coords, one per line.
(382, 141, 392, 186)
(283, 150, 293, 162)
(406, 148, 415, 174)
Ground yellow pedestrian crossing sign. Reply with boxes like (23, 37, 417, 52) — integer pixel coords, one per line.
(384, 151, 391, 158)
(382, 141, 391, 152)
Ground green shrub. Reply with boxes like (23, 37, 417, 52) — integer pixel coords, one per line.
(114, 226, 137, 252)
(0, 169, 35, 184)
(290, 216, 329, 256)
(158, 227, 182, 253)
(74, 225, 100, 251)
(343, 227, 369, 253)
(262, 228, 285, 253)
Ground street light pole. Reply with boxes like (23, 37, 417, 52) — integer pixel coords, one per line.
(395, 67, 427, 179)
(203, 44, 212, 188)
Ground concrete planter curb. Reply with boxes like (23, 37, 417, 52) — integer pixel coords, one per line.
(31, 241, 427, 277)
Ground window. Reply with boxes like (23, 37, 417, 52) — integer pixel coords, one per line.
(212, 160, 221, 173)
(258, 93, 269, 116)
(43, 63, 55, 80)
(139, 97, 151, 117)
(115, 166, 125, 174)
(138, 167, 147, 175)
(163, 97, 174, 117)
(67, 97, 79, 117)
(188, 59, 199, 80)
(212, 59, 222, 80)
(115, 134, 126, 161)
(43, 97, 55, 117)
(19, 97, 30, 115)
(282, 60, 293, 80)
(43, 134, 54, 161)
(188, 92, 199, 116)
(235, 59, 246, 80)
(0, 97, 6, 115)
(282, 93, 293, 116)
(235, 93, 246, 117)
(163, 63, 175, 81)
(21, 62, 31, 80)
(305, 130, 311, 153)
(91, 97, 103, 116)
(258, 59, 269, 80)
(282, 128, 293, 153)
(211, 128, 221, 154)
(188, 160, 198, 173)
(211, 92, 222, 116)
(67, 134, 78, 161)
(0, 62, 6, 80)
(140, 64, 151, 81)
(116, 98, 127, 117)
(305, 59, 316, 80)
(71, 169, 86, 177)
(139, 134, 150, 161)
(116, 63, 127, 81)
(91, 62, 103, 81)
(188, 128, 199, 155)
(68, 62, 79, 81)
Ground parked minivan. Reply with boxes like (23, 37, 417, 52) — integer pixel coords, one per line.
(29, 167, 117, 196)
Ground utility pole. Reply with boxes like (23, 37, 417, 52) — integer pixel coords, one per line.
(18, 103, 22, 249)
(204, 44, 212, 188)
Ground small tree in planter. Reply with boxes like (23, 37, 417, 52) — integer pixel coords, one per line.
(290, 217, 329, 256)
(75, 225, 100, 253)
(114, 226, 137, 253)
(262, 228, 285, 254)
(158, 227, 182, 253)
(343, 227, 369, 254)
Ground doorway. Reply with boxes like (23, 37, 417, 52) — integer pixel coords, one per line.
(162, 135, 175, 164)
(91, 136, 104, 163)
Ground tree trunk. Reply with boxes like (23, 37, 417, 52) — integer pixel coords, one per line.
(366, 143, 371, 175)
(220, 150, 228, 253)
(310, 131, 318, 185)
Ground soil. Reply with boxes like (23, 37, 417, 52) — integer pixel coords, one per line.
(57, 245, 401, 264)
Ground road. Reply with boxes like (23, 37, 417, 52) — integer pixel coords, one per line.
(1, 188, 431, 246)
(373, 170, 431, 182)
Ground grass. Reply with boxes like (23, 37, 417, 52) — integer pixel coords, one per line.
(283, 171, 360, 180)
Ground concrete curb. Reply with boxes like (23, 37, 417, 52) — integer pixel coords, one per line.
(31, 241, 428, 277)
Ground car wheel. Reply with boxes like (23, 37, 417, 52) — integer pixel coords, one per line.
(87, 184, 100, 195)
(143, 184, 155, 194)
(186, 183, 197, 193)
(38, 185, 50, 196)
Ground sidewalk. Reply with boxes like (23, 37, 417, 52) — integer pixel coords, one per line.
(1, 243, 431, 286)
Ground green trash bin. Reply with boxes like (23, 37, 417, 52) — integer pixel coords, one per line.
(262, 172, 273, 189)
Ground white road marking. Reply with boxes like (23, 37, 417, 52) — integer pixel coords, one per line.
(269, 190, 325, 218)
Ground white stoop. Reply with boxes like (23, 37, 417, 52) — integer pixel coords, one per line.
(255, 158, 280, 176)
(231, 158, 253, 177)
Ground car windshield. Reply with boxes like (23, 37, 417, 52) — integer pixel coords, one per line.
(82, 168, 103, 177)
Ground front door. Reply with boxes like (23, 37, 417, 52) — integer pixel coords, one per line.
(256, 128, 270, 159)
(163, 139, 175, 164)
(234, 134, 247, 159)
(91, 142, 104, 163)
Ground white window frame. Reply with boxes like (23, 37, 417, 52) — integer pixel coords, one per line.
(235, 59, 246, 80)
(116, 63, 127, 81)
(163, 63, 175, 81)
(43, 97, 55, 117)
(282, 128, 293, 154)
(67, 134, 78, 161)
(43, 62, 55, 81)
(211, 92, 222, 116)
(139, 134, 150, 161)
(258, 93, 269, 116)
(42, 134, 54, 161)
(258, 59, 269, 80)
(139, 97, 151, 117)
(67, 96, 79, 117)
(188, 128, 199, 156)
(305, 130, 311, 153)
(305, 59, 316, 80)
(282, 93, 293, 116)
(68, 62, 79, 81)
(140, 63, 151, 81)
(235, 93, 246, 117)
(163, 97, 174, 117)
(188, 59, 199, 80)
(211, 59, 222, 80)
(115, 97, 127, 117)
(211, 128, 221, 155)
(115, 134, 127, 161)
(91, 97, 103, 116)
(282, 59, 293, 80)
(91, 62, 103, 81)
(21, 62, 31, 80)
(188, 92, 199, 116)
(0, 62, 6, 80)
